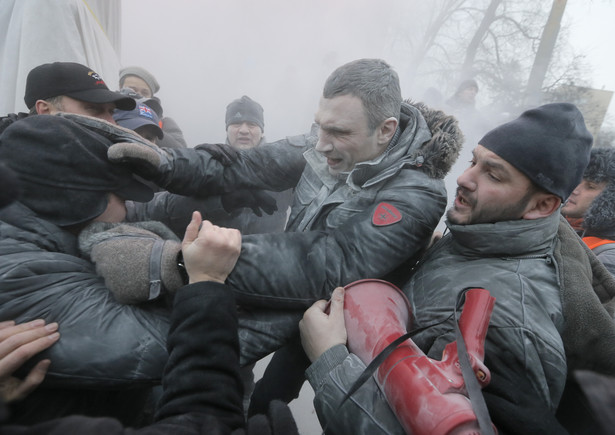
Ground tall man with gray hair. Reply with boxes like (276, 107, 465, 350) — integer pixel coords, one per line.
(106, 58, 464, 411)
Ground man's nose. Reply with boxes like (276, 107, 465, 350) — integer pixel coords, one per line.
(457, 166, 477, 191)
(315, 130, 334, 153)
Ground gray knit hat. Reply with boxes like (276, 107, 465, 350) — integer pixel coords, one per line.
(479, 103, 593, 200)
(119, 66, 160, 95)
(225, 95, 264, 130)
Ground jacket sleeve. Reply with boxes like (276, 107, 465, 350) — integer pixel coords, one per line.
(126, 192, 233, 239)
(306, 345, 404, 435)
(228, 173, 447, 308)
(154, 282, 244, 431)
(0, 236, 169, 387)
(595, 248, 615, 278)
(160, 136, 308, 196)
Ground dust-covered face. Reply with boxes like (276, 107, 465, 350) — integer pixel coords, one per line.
(227, 122, 263, 149)
(121, 75, 152, 98)
(314, 95, 385, 176)
(47, 96, 117, 124)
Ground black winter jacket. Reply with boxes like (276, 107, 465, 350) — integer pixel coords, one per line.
(1, 283, 298, 434)
(0, 202, 170, 422)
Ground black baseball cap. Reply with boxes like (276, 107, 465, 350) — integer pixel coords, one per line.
(24, 62, 136, 110)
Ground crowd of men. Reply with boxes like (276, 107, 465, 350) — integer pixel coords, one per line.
(0, 58, 614, 435)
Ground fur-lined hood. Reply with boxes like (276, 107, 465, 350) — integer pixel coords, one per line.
(409, 100, 464, 179)
(585, 184, 615, 238)
(583, 147, 615, 238)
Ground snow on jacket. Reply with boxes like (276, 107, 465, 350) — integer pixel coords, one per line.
(155, 102, 463, 308)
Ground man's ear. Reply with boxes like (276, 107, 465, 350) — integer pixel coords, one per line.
(523, 194, 562, 220)
(377, 117, 398, 146)
(34, 100, 52, 115)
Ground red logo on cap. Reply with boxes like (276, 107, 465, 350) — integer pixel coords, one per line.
(372, 202, 402, 226)
(88, 71, 106, 86)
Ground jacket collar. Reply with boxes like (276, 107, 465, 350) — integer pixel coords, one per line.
(445, 211, 560, 257)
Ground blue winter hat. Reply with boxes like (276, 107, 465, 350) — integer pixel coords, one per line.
(479, 103, 593, 200)
(113, 103, 163, 139)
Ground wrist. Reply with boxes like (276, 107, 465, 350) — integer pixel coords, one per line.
(176, 251, 189, 286)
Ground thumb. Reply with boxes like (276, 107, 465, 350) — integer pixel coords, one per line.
(328, 287, 345, 318)
(182, 211, 202, 249)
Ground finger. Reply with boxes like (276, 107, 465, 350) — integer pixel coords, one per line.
(10, 359, 51, 401)
(197, 219, 215, 236)
(304, 299, 329, 318)
(0, 321, 16, 331)
(0, 330, 60, 373)
(182, 211, 202, 248)
(328, 287, 345, 318)
(0, 319, 46, 342)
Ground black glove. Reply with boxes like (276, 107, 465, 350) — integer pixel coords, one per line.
(221, 190, 278, 217)
(195, 142, 240, 166)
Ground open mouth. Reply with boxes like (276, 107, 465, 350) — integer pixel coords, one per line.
(455, 190, 471, 208)
(327, 157, 342, 167)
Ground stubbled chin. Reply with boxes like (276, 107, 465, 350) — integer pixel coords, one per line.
(446, 208, 468, 225)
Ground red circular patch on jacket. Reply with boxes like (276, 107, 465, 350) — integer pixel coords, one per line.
(372, 202, 402, 226)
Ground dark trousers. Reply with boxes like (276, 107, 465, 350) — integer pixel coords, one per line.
(248, 335, 310, 417)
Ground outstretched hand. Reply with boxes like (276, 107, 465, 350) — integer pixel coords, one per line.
(194, 143, 240, 166)
(299, 287, 348, 362)
(182, 211, 242, 284)
(0, 319, 60, 403)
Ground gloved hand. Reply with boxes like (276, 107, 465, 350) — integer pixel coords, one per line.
(55, 112, 174, 184)
(194, 142, 240, 166)
(246, 400, 299, 435)
(221, 190, 278, 217)
(78, 221, 182, 304)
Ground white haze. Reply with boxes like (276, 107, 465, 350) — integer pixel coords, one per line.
(120, 0, 615, 224)
(120, 0, 408, 145)
(118, 1, 615, 431)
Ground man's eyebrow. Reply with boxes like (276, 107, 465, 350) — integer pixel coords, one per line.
(319, 123, 351, 135)
(483, 158, 510, 175)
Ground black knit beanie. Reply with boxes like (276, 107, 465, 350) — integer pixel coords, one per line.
(479, 103, 593, 200)
(0, 115, 154, 226)
(225, 96, 265, 130)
